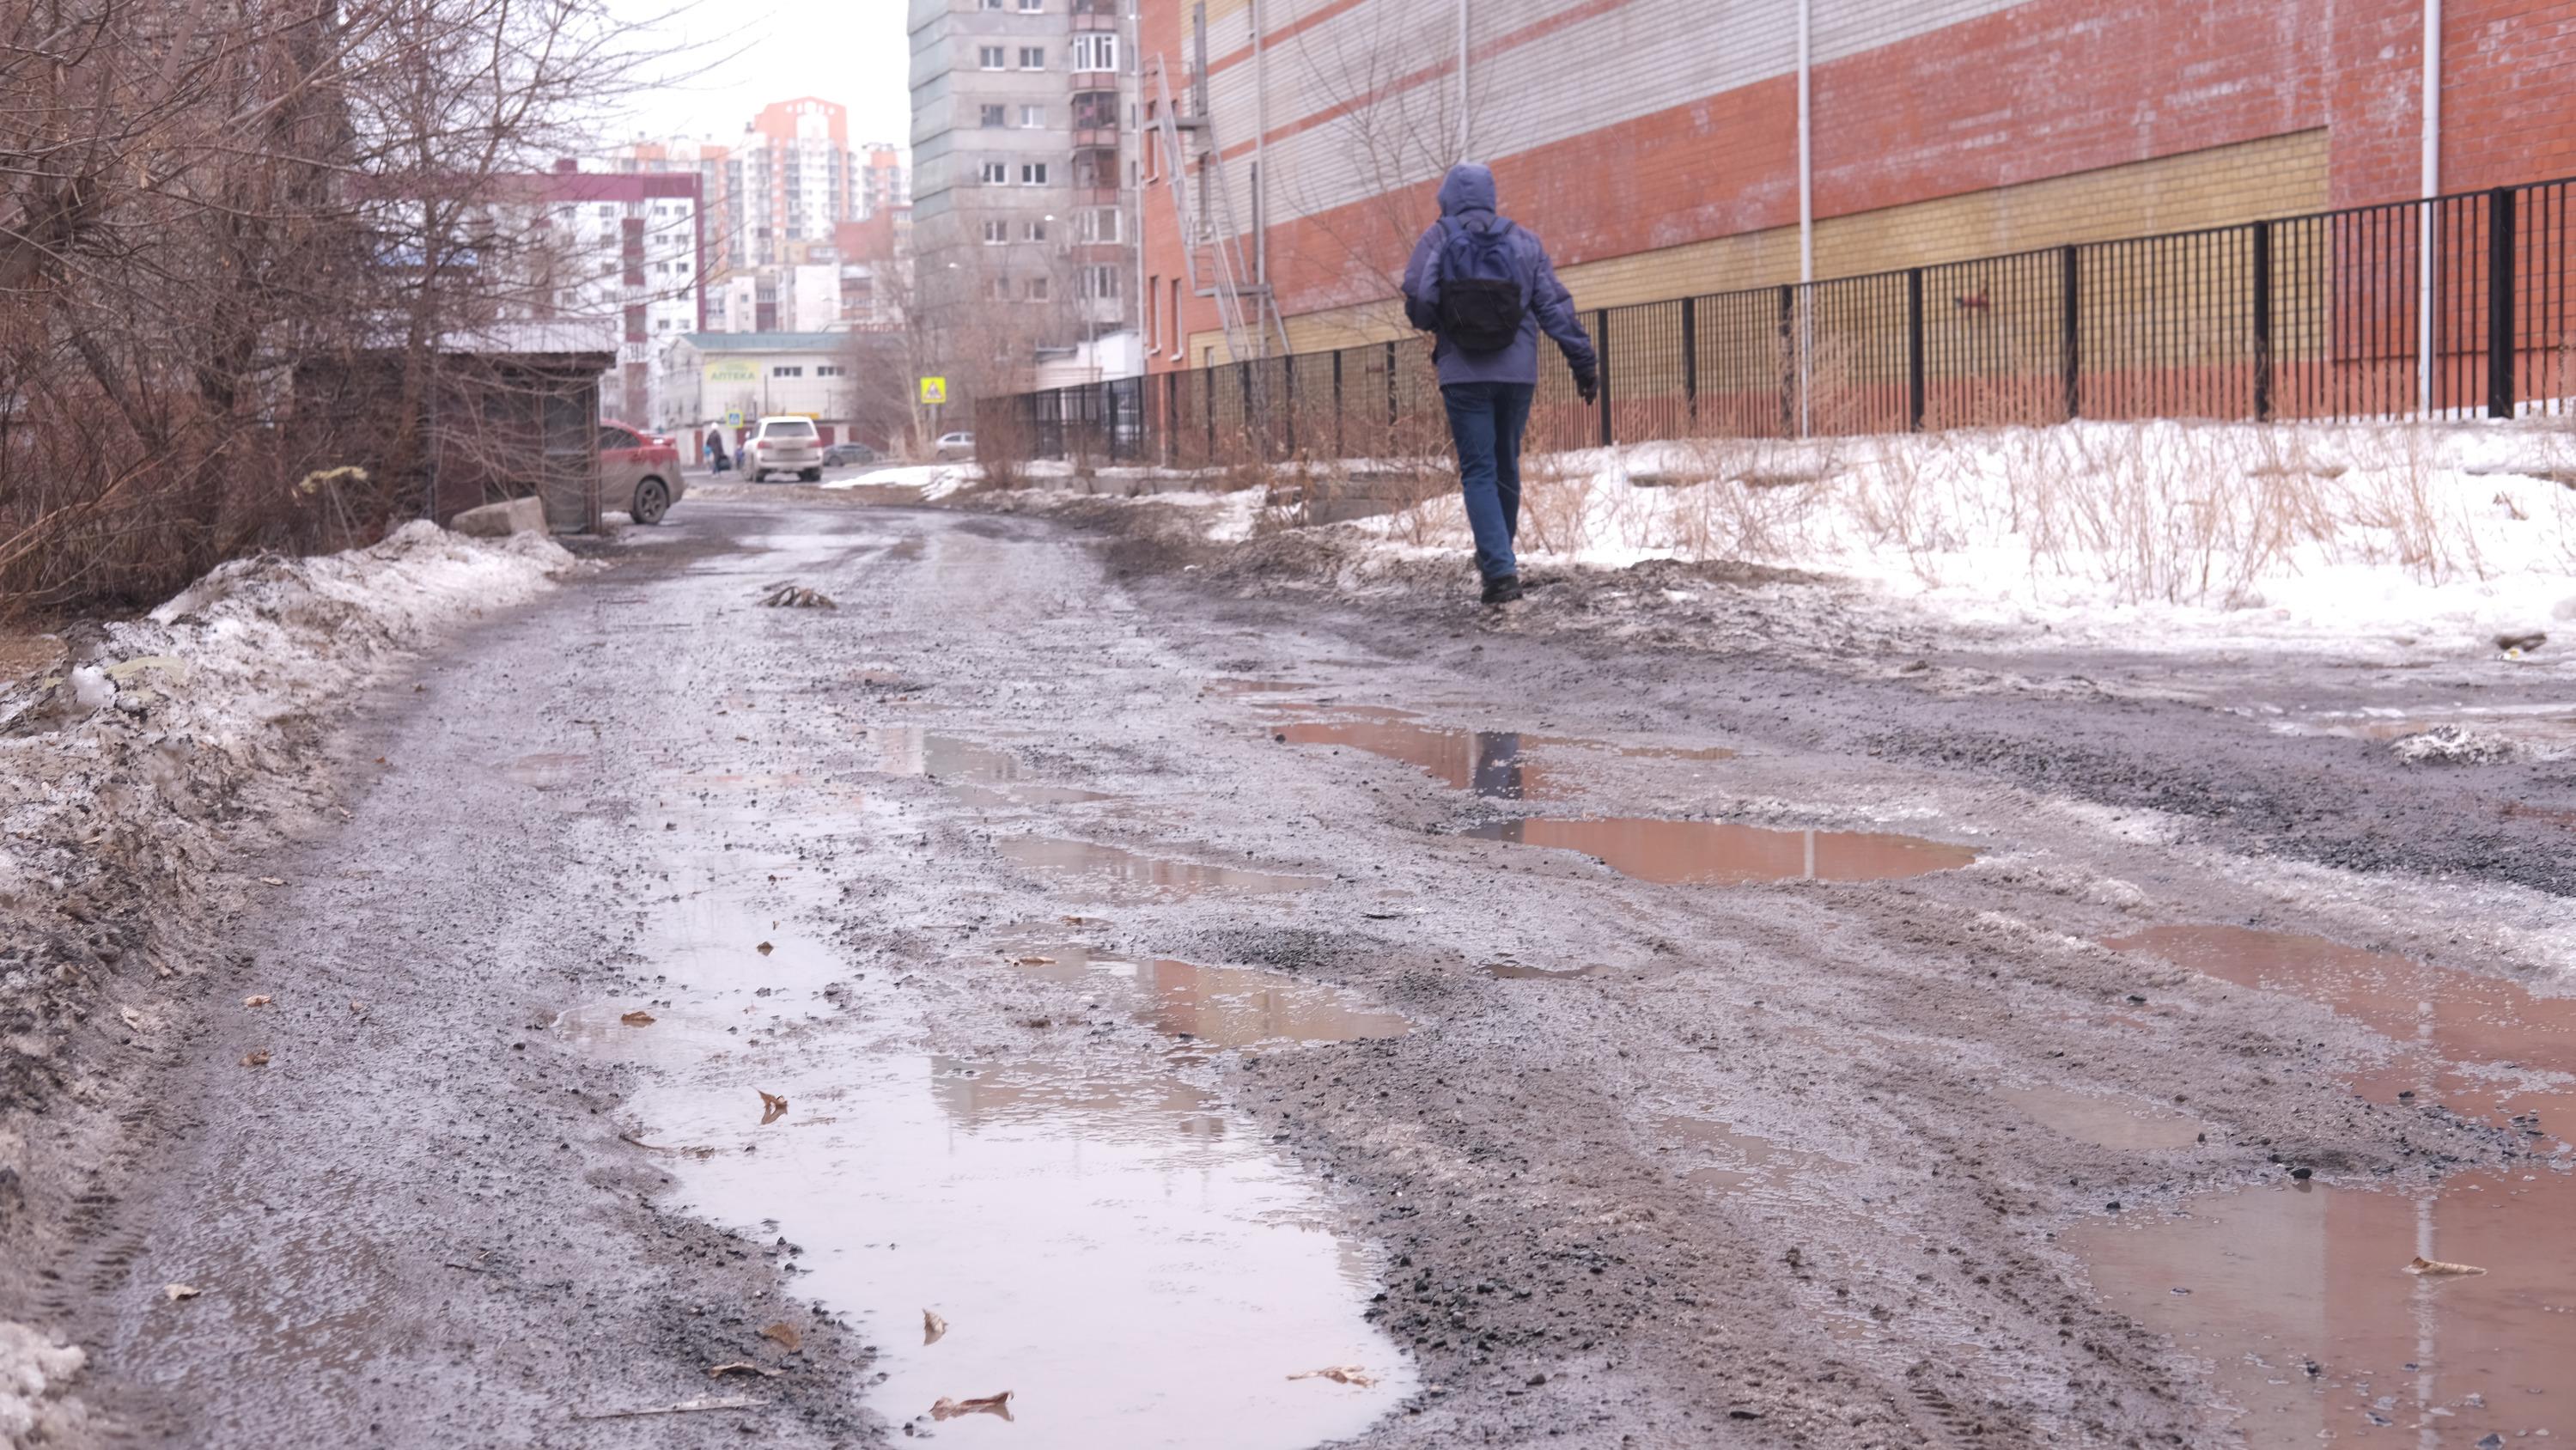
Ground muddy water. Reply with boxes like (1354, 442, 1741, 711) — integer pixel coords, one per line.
(2109, 926, 2576, 1143)
(1000, 837, 1327, 895)
(871, 727, 1025, 783)
(1276, 716, 1736, 802)
(1464, 817, 1979, 884)
(2070, 1172, 2576, 1446)
(575, 847, 1411, 1445)
(2000, 1086, 2206, 1150)
(1009, 947, 1409, 1048)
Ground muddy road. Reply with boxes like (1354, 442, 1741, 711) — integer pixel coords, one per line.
(48, 497, 2575, 1448)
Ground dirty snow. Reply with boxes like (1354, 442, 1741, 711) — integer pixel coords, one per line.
(1328, 419, 2576, 661)
(0, 1321, 85, 1446)
(822, 462, 977, 499)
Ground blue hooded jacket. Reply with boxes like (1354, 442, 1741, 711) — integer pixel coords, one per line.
(1401, 163, 1597, 388)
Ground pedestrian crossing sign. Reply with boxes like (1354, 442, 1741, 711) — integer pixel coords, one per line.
(918, 376, 948, 406)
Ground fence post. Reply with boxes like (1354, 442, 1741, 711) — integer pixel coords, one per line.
(1680, 296, 1698, 427)
(2251, 221, 2274, 422)
(1904, 267, 1926, 432)
(1282, 354, 1297, 459)
(1595, 308, 1613, 448)
(1385, 341, 1398, 428)
(1332, 350, 1345, 458)
(1161, 370, 1176, 468)
(2489, 185, 2517, 419)
(1777, 284, 1795, 436)
(1203, 363, 1215, 461)
(2059, 246, 2080, 421)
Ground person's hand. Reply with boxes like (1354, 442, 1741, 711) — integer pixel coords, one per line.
(1575, 373, 1599, 406)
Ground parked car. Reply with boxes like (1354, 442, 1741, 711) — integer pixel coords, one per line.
(934, 430, 975, 460)
(746, 416, 825, 482)
(598, 418, 684, 525)
(822, 442, 880, 468)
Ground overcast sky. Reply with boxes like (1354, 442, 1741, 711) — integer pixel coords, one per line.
(604, 0, 915, 153)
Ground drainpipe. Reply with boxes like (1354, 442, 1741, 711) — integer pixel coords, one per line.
(1795, 0, 1812, 436)
(2417, 0, 2440, 416)
(1457, 0, 1471, 161)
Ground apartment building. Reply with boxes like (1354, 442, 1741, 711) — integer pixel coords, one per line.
(1138, 0, 2576, 370)
(909, 0, 1139, 392)
(500, 161, 706, 430)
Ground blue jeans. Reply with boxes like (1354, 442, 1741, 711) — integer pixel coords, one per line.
(1440, 381, 1534, 582)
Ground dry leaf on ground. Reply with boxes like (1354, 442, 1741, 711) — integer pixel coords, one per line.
(929, 1392, 1013, 1422)
(243, 995, 272, 1008)
(923, 1309, 947, 1345)
(241, 1049, 271, 1067)
(163, 1284, 200, 1301)
(620, 1010, 656, 1027)
(349, 999, 368, 1015)
(709, 1362, 783, 1380)
(1061, 915, 1098, 925)
(1289, 1366, 1377, 1387)
(756, 941, 775, 956)
(257, 877, 285, 886)
(2405, 1256, 2488, 1276)
(758, 1090, 789, 1124)
(119, 1008, 144, 1028)
(761, 1321, 802, 1352)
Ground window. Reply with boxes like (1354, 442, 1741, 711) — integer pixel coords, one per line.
(1081, 265, 1120, 300)
(1020, 162, 1049, 186)
(978, 0, 1003, 8)
(983, 219, 1008, 244)
(984, 277, 1010, 301)
(979, 104, 1006, 128)
(1144, 272, 1157, 346)
(815, 365, 845, 376)
(598, 425, 640, 449)
(1078, 207, 1120, 243)
(1019, 105, 1044, 128)
(1022, 219, 1048, 241)
(1018, 45, 1045, 69)
(1023, 276, 1049, 302)
(1069, 33, 1117, 71)
(771, 365, 804, 378)
(597, 204, 616, 218)
(1018, 0, 1042, 9)
(977, 45, 1006, 69)
(1073, 90, 1117, 130)
(978, 161, 1009, 185)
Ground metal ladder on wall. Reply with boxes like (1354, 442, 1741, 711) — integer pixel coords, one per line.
(1148, 7, 1288, 364)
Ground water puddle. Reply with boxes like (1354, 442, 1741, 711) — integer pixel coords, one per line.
(502, 751, 592, 788)
(999, 838, 1326, 896)
(1658, 1115, 1836, 1201)
(869, 728, 1117, 807)
(2000, 1085, 2206, 1150)
(1463, 817, 1978, 884)
(2274, 702, 2576, 755)
(1007, 946, 1408, 1048)
(2069, 1172, 2576, 1445)
(2108, 926, 2576, 1144)
(1484, 961, 1601, 981)
(1203, 678, 1320, 696)
(1276, 716, 1735, 802)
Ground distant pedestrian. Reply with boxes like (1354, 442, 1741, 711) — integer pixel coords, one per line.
(1401, 162, 1597, 606)
(707, 429, 730, 476)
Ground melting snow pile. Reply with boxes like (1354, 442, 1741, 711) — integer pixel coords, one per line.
(1344, 419, 2576, 657)
(0, 1321, 87, 1445)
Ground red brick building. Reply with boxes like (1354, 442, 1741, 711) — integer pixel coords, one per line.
(1136, 0, 2576, 373)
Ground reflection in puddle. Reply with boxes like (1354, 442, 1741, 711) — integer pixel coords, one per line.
(2070, 1173, 2576, 1446)
(502, 751, 591, 788)
(1659, 1115, 1832, 1199)
(872, 728, 1022, 783)
(2109, 926, 2576, 1142)
(953, 783, 1117, 807)
(1465, 817, 1977, 884)
(639, 1051, 1413, 1446)
(1280, 720, 1555, 801)
(2000, 1086, 2205, 1150)
(1203, 678, 1319, 696)
(1010, 947, 1408, 1047)
(1277, 716, 1736, 802)
(1000, 838, 1326, 895)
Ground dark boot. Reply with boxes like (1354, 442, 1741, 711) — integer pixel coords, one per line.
(1480, 574, 1524, 606)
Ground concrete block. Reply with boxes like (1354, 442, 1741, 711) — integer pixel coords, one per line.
(450, 497, 547, 538)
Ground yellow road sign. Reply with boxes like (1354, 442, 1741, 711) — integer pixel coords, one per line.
(918, 376, 948, 406)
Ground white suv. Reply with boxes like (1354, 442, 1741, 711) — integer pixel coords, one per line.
(746, 416, 823, 482)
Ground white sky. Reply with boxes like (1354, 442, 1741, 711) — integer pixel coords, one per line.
(602, 0, 915, 154)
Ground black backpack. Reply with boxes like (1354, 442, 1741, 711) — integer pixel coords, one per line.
(1435, 218, 1527, 355)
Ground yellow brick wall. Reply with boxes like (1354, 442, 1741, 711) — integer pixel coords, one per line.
(1190, 128, 2329, 366)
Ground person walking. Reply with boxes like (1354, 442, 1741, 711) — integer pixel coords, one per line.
(707, 428, 730, 477)
(1401, 162, 1597, 606)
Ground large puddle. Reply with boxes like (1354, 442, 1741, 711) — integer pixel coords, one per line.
(2108, 926, 2576, 1145)
(869, 728, 1113, 806)
(1275, 716, 1735, 803)
(1463, 817, 1978, 884)
(573, 812, 1410, 1441)
(999, 837, 1326, 896)
(2001, 1085, 2207, 1151)
(2070, 1172, 2576, 1445)
(1008, 946, 1408, 1049)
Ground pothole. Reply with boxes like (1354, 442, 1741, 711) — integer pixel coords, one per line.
(1006, 946, 1408, 1048)
(999, 838, 1327, 896)
(2068, 1171, 2576, 1444)
(1463, 817, 1979, 884)
(1998, 1085, 2207, 1150)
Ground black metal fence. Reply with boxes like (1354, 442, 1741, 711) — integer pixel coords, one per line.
(990, 175, 2576, 466)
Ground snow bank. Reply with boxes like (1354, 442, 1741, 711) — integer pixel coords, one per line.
(0, 1321, 85, 1445)
(822, 462, 979, 499)
(1338, 418, 2576, 659)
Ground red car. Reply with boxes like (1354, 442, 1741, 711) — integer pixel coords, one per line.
(599, 419, 685, 525)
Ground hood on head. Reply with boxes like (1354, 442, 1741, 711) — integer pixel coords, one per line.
(1438, 163, 1497, 219)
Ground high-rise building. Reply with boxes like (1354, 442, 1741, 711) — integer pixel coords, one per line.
(859, 143, 913, 220)
(908, 0, 1138, 393)
(500, 160, 704, 430)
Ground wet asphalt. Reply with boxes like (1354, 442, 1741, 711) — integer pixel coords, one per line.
(50, 497, 2576, 1448)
